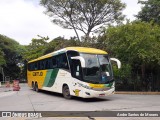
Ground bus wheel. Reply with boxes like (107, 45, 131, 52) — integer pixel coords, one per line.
(62, 85, 72, 99)
(32, 82, 35, 91)
(35, 83, 39, 92)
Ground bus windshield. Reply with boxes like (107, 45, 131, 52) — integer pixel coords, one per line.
(80, 53, 113, 84)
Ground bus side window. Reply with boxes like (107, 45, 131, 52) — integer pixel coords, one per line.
(44, 59, 48, 69)
(31, 63, 34, 71)
(52, 57, 57, 68)
(37, 61, 40, 70)
(40, 60, 44, 70)
(56, 53, 69, 70)
(62, 54, 69, 69)
(31, 61, 37, 70)
(48, 58, 53, 69)
(34, 62, 38, 70)
(28, 63, 32, 71)
(57, 55, 62, 68)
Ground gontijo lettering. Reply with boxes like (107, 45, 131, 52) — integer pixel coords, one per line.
(32, 72, 43, 76)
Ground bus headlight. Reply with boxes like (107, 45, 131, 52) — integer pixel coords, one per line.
(78, 82, 92, 90)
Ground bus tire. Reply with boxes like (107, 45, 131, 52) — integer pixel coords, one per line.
(32, 82, 36, 91)
(62, 85, 72, 99)
(35, 82, 39, 92)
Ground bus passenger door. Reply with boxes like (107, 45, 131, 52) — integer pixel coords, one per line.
(70, 59, 83, 96)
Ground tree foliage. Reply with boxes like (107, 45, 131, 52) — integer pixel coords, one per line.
(0, 48, 5, 66)
(102, 21, 160, 91)
(105, 21, 160, 65)
(136, 0, 160, 24)
(40, 0, 125, 41)
(24, 35, 49, 61)
(24, 36, 80, 60)
(0, 34, 26, 79)
(44, 36, 81, 54)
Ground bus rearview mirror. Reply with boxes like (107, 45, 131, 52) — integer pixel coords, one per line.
(71, 56, 85, 67)
(110, 58, 121, 69)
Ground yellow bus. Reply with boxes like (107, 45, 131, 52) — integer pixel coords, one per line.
(27, 47, 121, 99)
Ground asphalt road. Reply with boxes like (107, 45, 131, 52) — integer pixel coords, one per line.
(0, 84, 160, 120)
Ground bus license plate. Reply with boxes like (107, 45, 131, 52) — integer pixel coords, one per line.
(99, 94, 105, 96)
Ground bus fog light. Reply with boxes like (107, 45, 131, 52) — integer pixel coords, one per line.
(85, 92, 90, 96)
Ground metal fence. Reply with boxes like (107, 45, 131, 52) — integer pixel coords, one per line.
(114, 73, 160, 92)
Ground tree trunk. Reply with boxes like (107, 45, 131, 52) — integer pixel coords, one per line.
(73, 28, 80, 42)
(84, 28, 91, 43)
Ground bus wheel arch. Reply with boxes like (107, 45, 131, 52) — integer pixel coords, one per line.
(62, 84, 72, 99)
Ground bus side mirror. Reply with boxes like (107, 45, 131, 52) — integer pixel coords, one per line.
(71, 56, 85, 68)
(110, 58, 121, 69)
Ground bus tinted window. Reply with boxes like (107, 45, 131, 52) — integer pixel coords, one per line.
(52, 57, 57, 68)
(28, 62, 37, 71)
(28, 63, 33, 71)
(39, 60, 44, 70)
(48, 58, 53, 69)
(44, 60, 48, 69)
(57, 53, 69, 69)
(35, 62, 38, 70)
(28, 53, 69, 71)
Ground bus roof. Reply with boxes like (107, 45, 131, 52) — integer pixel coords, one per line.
(28, 47, 107, 63)
(66, 47, 107, 54)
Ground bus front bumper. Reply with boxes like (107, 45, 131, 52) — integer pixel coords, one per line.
(82, 87, 115, 98)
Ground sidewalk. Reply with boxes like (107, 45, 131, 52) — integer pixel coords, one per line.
(0, 84, 16, 98)
(115, 91, 160, 95)
(0, 85, 12, 92)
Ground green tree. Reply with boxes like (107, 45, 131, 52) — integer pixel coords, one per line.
(24, 36, 81, 61)
(0, 34, 26, 79)
(113, 64, 132, 90)
(0, 49, 5, 66)
(105, 21, 160, 65)
(136, 0, 160, 24)
(104, 21, 160, 91)
(40, 0, 125, 41)
(44, 36, 81, 54)
(24, 35, 49, 60)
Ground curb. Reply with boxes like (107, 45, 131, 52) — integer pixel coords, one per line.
(115, 91, 160, 95)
